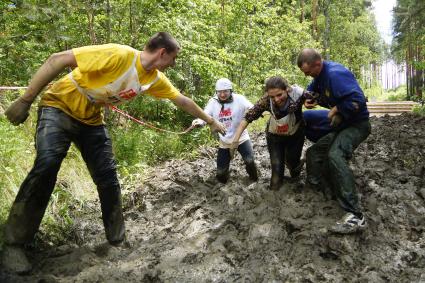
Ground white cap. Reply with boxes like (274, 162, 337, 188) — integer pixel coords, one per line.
(215, 78, 232, 91)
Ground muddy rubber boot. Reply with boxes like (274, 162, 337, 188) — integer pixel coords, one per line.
(216, 169, 230, 184)
(4, 201, 48, 246)
(269, 175, 283, 191)
(104, 204, 126, 246)
(97, 185, 126, 245)
(245, 161, 258, 181)
(1, 245, 32, 274)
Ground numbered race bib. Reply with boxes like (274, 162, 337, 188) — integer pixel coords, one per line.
(69, 52, 159, 105)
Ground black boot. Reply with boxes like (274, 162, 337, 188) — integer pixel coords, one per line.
(269, 174, 283, 191)
(97, 185, 126, 245)
(245, 161, 258, 181)
(216, 169, 230, 184)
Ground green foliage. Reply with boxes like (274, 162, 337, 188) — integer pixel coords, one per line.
(386, 85, 408, 101)
(363, 84, 409, 102)
(392, 0, 424, 99)
(0, 92, 35, 239)
(110, 117, 216, 170)
(317, 0, 386, 77)
(412, 104, 425, 116)
(0, 118, 33, 243)
(0, 0, 383, 96)
(363, 84, 386, 102)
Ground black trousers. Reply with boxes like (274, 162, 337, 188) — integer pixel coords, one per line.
(216, 140, 258, 183)
(266, 125, 305, 190)
(4, 107, 125, 245)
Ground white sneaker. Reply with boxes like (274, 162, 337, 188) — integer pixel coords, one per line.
(330, 213, 366, 234)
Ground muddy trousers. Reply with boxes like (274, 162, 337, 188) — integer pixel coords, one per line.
(4, 107, 125, 246)
(216, 140, 258, 183)
(266, 126, 305, 190)
(306, 119, 371, 215)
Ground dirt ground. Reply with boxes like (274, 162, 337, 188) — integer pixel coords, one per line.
(1, 113, 425, 283)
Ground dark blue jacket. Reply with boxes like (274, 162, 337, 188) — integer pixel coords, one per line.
(307, 61, 369, 125)
(303, 110, 332, 142)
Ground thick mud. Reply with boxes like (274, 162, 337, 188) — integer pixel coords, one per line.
(1, 113, 425, 282)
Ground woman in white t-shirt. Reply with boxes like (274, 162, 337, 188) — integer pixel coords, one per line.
(192, 78, 258, 183)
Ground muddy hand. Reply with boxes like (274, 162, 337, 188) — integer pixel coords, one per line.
(209, 119, 226, 135)
(304, 99, 318, 109)
(191, 119, 205, 128)
(5, 97, 32, 125)
(229, 141, 239, 160)
(229, 148, 236, 160)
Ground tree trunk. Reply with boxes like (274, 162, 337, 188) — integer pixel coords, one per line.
(106, 0, 111, 43)
(86, 2, 97, 44)
(322, 0, 331, 59)
(408, 43, 414, 99)
(220, 0, 226, 48)
(416, 44, 423, 100)
(312, 0, 318, 39)
(299, 0, 305, 23)
(406, 49, 410, 99)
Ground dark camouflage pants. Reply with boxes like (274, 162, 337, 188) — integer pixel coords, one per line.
(306, 119, 371, 214)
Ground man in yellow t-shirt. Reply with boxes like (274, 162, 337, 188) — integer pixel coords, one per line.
(2, 32, 225, 274)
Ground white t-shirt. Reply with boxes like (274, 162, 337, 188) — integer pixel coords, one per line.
(197, 93, 253, 146)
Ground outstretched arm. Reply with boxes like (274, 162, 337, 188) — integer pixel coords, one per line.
(23, 50, 77, 102)
(5, 50, 77, 125)
(170, 94, 226, 135)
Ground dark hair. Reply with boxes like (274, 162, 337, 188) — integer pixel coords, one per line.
(145, 32, 180, 53)
(265, 76, 290, 91)
(297, 48, 322, 68)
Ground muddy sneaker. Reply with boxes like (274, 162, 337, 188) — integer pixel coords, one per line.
(330, 213, 366, 234)
(1, 245, 32, 274)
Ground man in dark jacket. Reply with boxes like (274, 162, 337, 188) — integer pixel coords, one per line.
(297, 48, 371, 234)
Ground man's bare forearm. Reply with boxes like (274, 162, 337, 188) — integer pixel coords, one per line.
(23, 50, 77, 102)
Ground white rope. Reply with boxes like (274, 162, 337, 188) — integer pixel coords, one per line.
(0, 86, 28, 90)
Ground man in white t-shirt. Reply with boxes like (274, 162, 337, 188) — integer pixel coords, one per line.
(193, 78, 258, 183)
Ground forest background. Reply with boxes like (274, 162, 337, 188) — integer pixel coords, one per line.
(0, 0, 424, 245)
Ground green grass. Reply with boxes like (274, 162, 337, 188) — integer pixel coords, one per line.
(386, 85, 408, 101)
(0, 93, 97, 246)
(0, 115, 97, 245)
(364, 84, 408, 102)
(413, 103, 425, 116)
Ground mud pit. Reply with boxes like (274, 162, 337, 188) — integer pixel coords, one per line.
(1, 113, 425, 282)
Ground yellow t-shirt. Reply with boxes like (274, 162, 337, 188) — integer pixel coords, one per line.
(40, 44, 180, 125)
